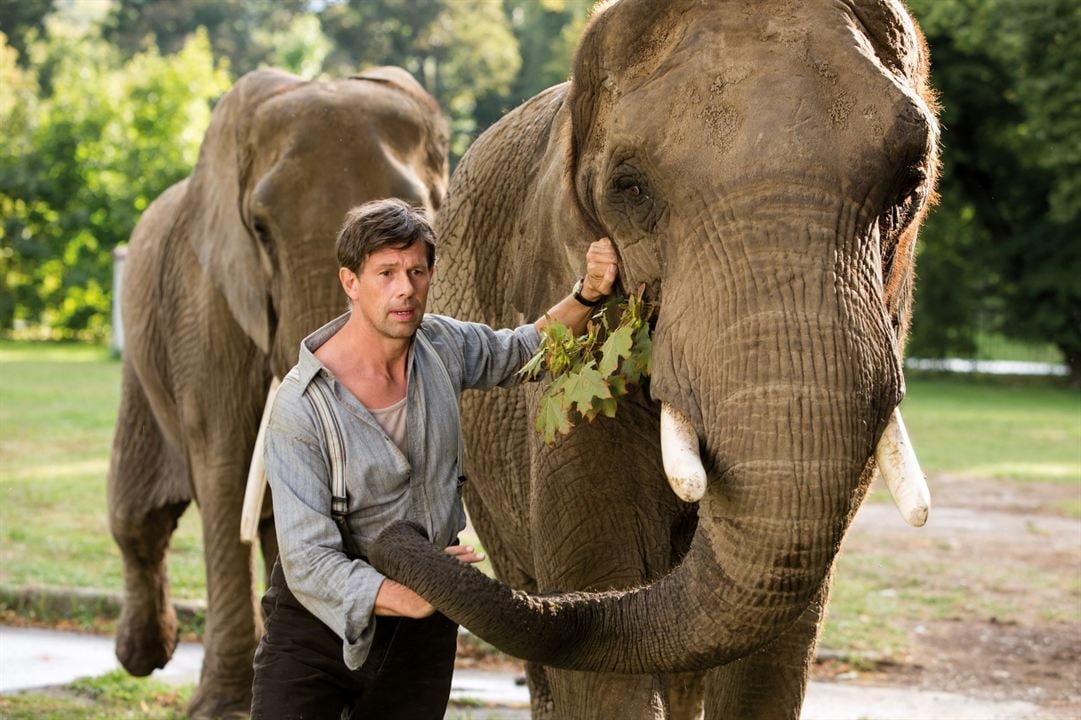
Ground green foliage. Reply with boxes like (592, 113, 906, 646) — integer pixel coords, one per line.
(0, 669, 192, 719)
(0, 20, 229, 338)
(519, 294, 654, 444)
(0, 0, 53, 62)
(906, 0, 1081, 376)
(103, 0, 309, 76)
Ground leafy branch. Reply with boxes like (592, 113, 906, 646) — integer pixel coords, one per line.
(518, 293, 654, 445)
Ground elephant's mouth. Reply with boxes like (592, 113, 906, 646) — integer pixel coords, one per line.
(659, 401, 930, 527)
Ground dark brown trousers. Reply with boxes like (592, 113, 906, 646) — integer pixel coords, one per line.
(251, 559, 458, 719)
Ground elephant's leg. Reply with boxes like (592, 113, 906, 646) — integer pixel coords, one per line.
(703, 578, 830, 719)
(532, 408, 679, 720)
(661, 672, 706, 719)
(109, 363, 191, 676)
(184, 384, 264, 719)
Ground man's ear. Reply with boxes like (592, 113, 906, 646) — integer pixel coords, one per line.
(339, 266, 359, 302)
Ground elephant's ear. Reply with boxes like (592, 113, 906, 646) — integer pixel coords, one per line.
(566, 0, 688, 224)
(880, 20, 942, 354)
(510, 97, 599, 317)
(182, 69, 304, 353)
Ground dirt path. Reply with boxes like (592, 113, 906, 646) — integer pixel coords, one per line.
(818, 475, 1081, 717)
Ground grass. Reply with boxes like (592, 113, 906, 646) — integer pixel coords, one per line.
(0, 340, 205, 598)
(900, 375, 1081, 484)
(0, 670, 191, 719)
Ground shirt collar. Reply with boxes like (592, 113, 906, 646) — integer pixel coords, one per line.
(295, 311, 351, 388)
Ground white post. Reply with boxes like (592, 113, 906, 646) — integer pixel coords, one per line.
(111, 245, 127, 353)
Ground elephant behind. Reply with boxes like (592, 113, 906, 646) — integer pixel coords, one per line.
(107, 66, 447, 717)
(372, 1, 940, 718)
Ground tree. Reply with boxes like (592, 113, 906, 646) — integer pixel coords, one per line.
(0, 0, 53, 62)
(906, 0, 1081, 378)
(0, 19, 230, 337)
(103, 0, 309, 76)
(320, 0, 520, 159)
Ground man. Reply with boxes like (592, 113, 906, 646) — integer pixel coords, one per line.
(251, 198, 618, 718)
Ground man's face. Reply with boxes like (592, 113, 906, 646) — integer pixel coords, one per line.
(343, 242, 433, 340)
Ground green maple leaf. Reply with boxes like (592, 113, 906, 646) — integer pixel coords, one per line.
(608, 374, 629, 397)
(526, 294, 655, 441)
(561, 364, 612, 416)
(598, 324, 635, 377)
(583, 396, 619, 421)
(620, 357, 642, 386)
(518, 345, 546, 380)
(536, 389, 571, 444)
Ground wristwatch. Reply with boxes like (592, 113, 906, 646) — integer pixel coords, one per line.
(572, 277, 605, 307)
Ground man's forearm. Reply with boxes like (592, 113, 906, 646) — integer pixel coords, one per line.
(373, 578, 435, 619)
(534, 293, 599, 337)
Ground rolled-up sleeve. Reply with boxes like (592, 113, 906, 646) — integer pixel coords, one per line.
(426, 315, 541, 390)
(264, 388, 385, 670)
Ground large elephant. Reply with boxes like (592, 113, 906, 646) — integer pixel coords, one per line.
(106, 67, 447, 717)
(370, 1, 939, 718)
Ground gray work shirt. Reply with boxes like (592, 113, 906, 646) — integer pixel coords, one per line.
(264, 311, 540, 669)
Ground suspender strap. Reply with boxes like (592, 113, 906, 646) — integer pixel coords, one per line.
(305, 374, 363, 559)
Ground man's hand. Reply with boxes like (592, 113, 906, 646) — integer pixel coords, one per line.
(373, 579, 435, 619)
(444, 544, 485, 564)
(580, 237, 619, 302)
(534, 237, 621, 335)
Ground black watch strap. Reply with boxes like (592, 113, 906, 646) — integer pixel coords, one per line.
(572, 278, 604, 307)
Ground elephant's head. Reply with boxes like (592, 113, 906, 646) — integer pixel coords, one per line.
(372, 0, 939, 673)
(180, 67, 448, 378)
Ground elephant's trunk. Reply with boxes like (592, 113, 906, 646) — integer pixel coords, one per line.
(371, 454, 852, 674)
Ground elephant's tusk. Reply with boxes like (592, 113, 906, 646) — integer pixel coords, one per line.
(660, 402, 707, 503)
(874, 408, 931, 527)
(240, 377, 281, 545)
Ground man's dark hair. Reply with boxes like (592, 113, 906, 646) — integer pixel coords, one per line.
(336, 199, 436, 273)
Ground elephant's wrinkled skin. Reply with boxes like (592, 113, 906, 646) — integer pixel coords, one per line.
(370, 1, 939, 718)
(107, 67, 447, 717)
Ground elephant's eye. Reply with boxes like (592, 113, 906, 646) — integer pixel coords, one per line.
(253, 219, 275, 257)
(248, 217, 274, 268)
(613, 175, 647, 204)
(603, 164, 665, 234)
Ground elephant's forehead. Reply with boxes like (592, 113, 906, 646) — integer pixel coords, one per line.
(603, 2, 928, 184)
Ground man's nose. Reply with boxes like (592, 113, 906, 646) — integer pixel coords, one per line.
(395, 272, 415, 296)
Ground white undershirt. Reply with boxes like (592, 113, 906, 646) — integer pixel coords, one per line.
(368, 396, 408, 455)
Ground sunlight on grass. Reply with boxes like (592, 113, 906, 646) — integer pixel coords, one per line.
(900, 377, 1081, 485)
(970, 462, 1080, 483)
(0, 669, 191, 719)
(0, 343, 206, 598)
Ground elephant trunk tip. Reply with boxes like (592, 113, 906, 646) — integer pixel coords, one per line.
(369, 520, 432, 573)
